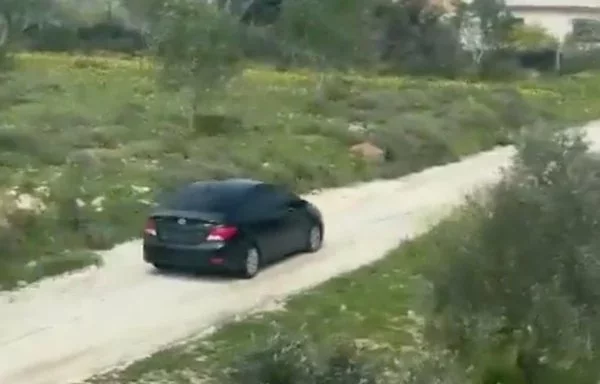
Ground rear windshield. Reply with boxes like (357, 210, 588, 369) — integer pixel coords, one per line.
(161, 184, 247, 213)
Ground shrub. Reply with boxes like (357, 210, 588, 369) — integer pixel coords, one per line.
(0, 124, 68, 165)
(560, 47, 600, 75)
(371, 113, 458, 177)
(478, 50, 526, 80)
(0, 199, 102, 289)
(229, 332, 380, 384)
(21, 24, 80, 52)
(477, 88, 540, 132)
(229, 333, 318, 384)
(424, 127, 600, 383)
(191, 113, 244, 136)
(0, 46, 14, 71)
(376, 0, 469, 78)
(396, 347, 469, 384)
(508, 24, 558, 51)
(227, 331, 474, 384)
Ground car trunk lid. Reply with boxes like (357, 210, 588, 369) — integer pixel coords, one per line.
(151, 210, 223, 245)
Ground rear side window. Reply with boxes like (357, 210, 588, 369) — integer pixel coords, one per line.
(236, 184, 296, 221)
(236, 185, 279, 220)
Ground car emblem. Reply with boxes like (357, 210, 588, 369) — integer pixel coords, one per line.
(177, 218, 186, 225)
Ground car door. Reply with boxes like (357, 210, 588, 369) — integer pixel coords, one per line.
(269, 187, 310, 256)
(237, 185, 289, 262)
(282, 199, 311, 254)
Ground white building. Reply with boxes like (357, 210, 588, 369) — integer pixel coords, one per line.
(505, 0, 600, 40)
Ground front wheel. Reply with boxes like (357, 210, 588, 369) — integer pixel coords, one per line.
(241, 246, 261, 279)
(305, 223, 323, 253)
(153, 263, 172, 272)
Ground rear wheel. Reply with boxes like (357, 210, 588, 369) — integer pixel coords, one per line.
(153, 263, 170, 271)
(241, 246, 261, 279)
(305, 223, 323, 253)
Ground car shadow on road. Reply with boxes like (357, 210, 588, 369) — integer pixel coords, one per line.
(147, 267, 234, 283)
(145, 250, 315, 283)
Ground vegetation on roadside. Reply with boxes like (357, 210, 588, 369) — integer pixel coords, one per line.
(85, 128, 600, 384)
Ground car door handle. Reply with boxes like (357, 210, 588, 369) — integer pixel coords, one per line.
(287, 207, 295, 212)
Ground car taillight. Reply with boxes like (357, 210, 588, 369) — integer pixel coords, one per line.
(144, 218, 157, 236)
(206, 225, 238, 241)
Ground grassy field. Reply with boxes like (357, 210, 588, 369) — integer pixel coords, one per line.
(1, 52, 600, 290)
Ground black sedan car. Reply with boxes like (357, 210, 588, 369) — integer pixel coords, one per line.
(143, 178, 324, 278)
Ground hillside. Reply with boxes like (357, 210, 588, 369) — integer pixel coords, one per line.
(1, 53, 600, 290)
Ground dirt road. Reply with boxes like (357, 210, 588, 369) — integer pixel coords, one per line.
(1, 121, 599, 384)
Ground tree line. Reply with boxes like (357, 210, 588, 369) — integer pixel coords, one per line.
(0, 0, 577, 77)
(2, 0, 592, 132)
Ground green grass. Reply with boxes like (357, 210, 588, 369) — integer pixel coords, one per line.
(85, 215, 461, 384)
(1, 52, 600, 290)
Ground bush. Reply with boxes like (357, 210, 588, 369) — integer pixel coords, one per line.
(21, 24, 80, 52)
(0, 46, 14, 71)
(376, 0, 470, 78)
(229, 332, 380, 384)
(371, 113, 458, 177)
(508, 24, 558, 51)
(560, 47, 600, 75)
(191, 113, 244, 136)
(0, 201, 102, 289)
(424, 127, 600, 383)
(478, 50, 527, 80)
(227, 331, 479, 384)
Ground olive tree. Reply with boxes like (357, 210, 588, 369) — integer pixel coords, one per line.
(0, 0, 53, 47)
(271, 0, 377, 87)
(120, 0, 169, 31)
(150, 0, 245, 130)
(426, 128, 600, 383)
(376, 0, 468, 77)
(455, 0, 519, 74)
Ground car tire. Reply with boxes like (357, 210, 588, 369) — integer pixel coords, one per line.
(305, 223, 323, 253)
(153, 263, 170, 271)
(241, 246, 261, 279)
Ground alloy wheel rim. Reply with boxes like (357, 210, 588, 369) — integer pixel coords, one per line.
(309, 226, 321, 250)
(246, 248, 259, 276)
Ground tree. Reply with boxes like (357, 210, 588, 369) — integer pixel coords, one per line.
(120, 0, 169, 29)
(271, 0, 377, 80)
(0, 0, 53, 47)
(151, 0, 246, 130)
(508, 24, 558, 50)
(222, 0, 253, 18)
(376, 0, 467, 77)
(427, 128, 600, 383)
(455, 0, 517, 66)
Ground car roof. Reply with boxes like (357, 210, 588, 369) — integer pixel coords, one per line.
(162, 178, 266, 213)
(188, 178, 264, 193)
